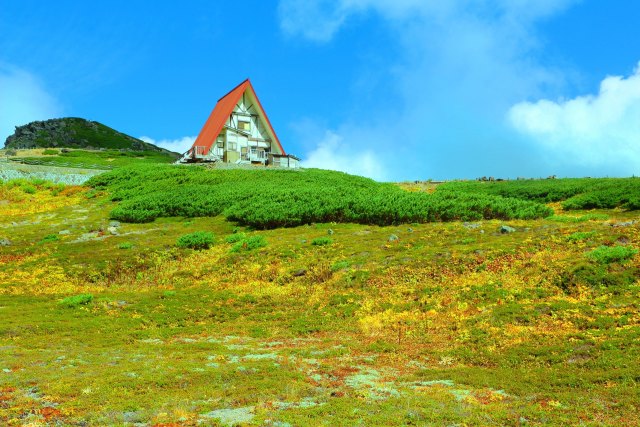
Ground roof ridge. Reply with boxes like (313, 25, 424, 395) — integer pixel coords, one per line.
(217, 78, 250, 102)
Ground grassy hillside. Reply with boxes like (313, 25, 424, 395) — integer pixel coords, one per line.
(1, 173, 639, 426)
(4, 117, 174, 153)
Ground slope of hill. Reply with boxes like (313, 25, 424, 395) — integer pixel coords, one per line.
(0, 170, 639, 425)
(4, 117, 174, 153)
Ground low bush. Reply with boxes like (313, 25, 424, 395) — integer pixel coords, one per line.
(89, 166, 553, 229)
(225, 233, 246, 244)
(22, 184, 36, 194)
(440, 177, 640, 211)
(118, 242, 133, 249)
(567, 232, 596, 242)
(586, 246, 638, 264)
(176, 231, 215, 250)
(230, 235, 267, 252)
(311, 237, 333, 246)
(41, 234, 59, 243)
(43, 149, 59, 155)
(59, 294, 93, 308)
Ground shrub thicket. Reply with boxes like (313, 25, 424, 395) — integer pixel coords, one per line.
(311, 237, 333, 246)
(439, 178, 640, 211)
(230, 235, 267, 252)
(176, 231, 215, 250)
(59, 294, 93, 308)
(586, 246, 638, 264)
(88, 166, 553, 229)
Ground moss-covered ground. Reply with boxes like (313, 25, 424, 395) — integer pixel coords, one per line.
(1, 180, 639, 426)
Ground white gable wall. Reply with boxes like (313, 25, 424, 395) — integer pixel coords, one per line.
(215, 88, 283, 163)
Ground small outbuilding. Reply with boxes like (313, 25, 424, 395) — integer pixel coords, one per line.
(179, 79, 298, 167)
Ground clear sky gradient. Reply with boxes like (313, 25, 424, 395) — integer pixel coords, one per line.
(1, 1, 639, 181)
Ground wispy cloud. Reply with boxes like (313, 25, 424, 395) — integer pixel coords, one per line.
(139, 135, 196, 154)
(509, 63, 640, 174)
(0, 64, 61, 144)
(302, 129, 388, 180)
(279, 0, 581, 180)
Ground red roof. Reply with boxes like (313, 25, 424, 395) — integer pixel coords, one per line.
(189, 79, 285, 156)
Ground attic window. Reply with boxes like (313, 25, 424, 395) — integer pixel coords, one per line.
(238, 121, 251, 131)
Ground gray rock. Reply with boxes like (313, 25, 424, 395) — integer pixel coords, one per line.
(407, 227, 414, 233)
(611, 220, 635, 227)
(388, 234, 399, 242)
(0, 238, 11, 246)
(292, 269, 307, 277)
(109, 221, 121, 228)
(463, 222, 481, 229)
(58, 230, 71, 235)
(327, 228, 334, 235)
(107, 226, 119, 235)
(122, 411, 145, 423)
(499, 225, 516, 233)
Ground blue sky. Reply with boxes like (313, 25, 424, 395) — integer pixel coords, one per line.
(1, 0, 639, 181)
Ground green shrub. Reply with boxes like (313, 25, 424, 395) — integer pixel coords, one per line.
(118, 242, 133, 249)
(230, 235, 267, 252)
(311, 237, 333, 246)
(60, 294, 93, 308)
(176, 231, 215, 250)
(567, 232, 596, 242)
(88, 166, 553, 229)
(41, 234, 59, 243)
(441, 177, 640, 211)
(22, 184, 36, 194)
(586, 246, 638, 264)
(43, 149, 59, 155)
(558, 262, 640, 292)
(225, 233, 246, 243)
(331, 260, 351, 271)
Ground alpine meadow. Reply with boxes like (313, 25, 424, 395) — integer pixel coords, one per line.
(1, 157, 639, 425)
(2, 1, 640, 425)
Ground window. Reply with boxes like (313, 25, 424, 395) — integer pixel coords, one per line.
(227, 141, 237, 151)
(238, 120, 251, 131)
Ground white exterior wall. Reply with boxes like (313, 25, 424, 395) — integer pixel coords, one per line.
(216, 89, 283, 161)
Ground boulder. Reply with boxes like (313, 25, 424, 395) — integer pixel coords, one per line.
(499, 225, 516, 234)
(0, 238, 11, 246)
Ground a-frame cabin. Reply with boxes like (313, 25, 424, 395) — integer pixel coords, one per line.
(179, 79, 299, 167)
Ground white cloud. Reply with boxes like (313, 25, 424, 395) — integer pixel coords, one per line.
(302, 130, 388, 180)
(139, 135, 196, 154)
(280, 0, 581, 180)
(0, 65, 61, 144)
(509, 63, 640, 171)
